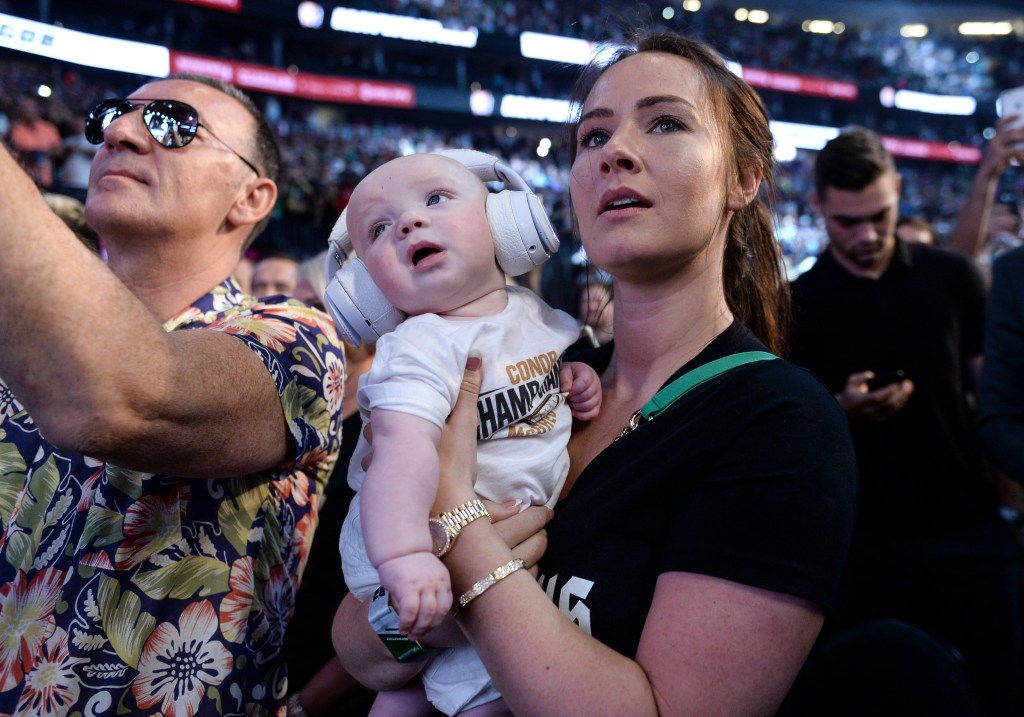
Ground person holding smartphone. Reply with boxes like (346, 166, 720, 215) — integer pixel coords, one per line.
(790, 127, 1022, 717)
(946, 104, 1024, 259)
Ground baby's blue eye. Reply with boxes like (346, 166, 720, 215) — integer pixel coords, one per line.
(427, 193, 449, 206)
(372, 224, 386, 238)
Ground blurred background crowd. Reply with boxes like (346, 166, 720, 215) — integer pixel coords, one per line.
(2, 0, 1023, 290)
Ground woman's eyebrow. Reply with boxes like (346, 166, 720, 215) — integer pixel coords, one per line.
(636, 94, 695, 111)
(578, 107, 613, 124)
(579, 95, 696, 125)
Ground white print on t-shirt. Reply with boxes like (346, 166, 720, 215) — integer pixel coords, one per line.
(476, 354, 564, 441)
(539, 573, 594, 634)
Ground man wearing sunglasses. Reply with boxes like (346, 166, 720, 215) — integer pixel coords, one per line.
(0, 75, 345, 716)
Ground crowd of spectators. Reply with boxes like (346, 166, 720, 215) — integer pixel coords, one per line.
(3, 0, 1023, 274)
(388, 1, 1024, 103)
(10, 0, 1023, 103)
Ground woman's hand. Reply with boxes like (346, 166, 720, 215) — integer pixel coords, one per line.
(432, 357, 552, 569)
(484, 499, 552, 574)
(433, 356, 483, 510)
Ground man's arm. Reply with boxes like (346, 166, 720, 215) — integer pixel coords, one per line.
(0, 144, 291, 477)
(946, 116, 1024, 258)
(978, 250, 1024, 484)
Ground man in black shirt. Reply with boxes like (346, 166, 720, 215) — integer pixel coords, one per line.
(790, 127, 1022, 717)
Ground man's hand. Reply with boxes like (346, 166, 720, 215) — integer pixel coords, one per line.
(377, 551, 452, 641)
(979, 114, 1024, 180)
(835, 371, 915, 422)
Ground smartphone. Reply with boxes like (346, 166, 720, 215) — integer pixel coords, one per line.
(997, 85, 1024, 132)
(867, 370, 907, 391)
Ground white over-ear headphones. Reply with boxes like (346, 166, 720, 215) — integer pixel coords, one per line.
(323, 149, 560, 346)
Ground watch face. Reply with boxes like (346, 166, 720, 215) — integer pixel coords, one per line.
(429, 518, 450, 557)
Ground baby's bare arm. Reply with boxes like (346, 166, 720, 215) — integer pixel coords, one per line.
(361, 410, 450, 632)
(361, 409, 442, 565)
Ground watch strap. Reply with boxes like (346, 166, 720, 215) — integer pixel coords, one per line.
(431, 498, 490, 557)
(434, 498, 490, 532)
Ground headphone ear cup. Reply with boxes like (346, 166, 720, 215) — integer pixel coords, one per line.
(486, 190, 560, 277)
(323, 258, 405, 346)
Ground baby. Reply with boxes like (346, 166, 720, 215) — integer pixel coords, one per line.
(327, 150, 600, 716)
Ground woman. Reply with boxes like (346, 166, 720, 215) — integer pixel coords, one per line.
(333, 32, 857, 716)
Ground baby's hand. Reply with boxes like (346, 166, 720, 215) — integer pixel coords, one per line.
(377, 552, 453, 640)
(561, 361, 602, 421)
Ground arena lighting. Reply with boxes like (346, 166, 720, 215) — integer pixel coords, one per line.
(774, 143, 797, 162)
(499, 94, 573, 123)
(469, 88, 495, 117)
(297, 1, 324, 29)
(0, 12, 169, 75)
(519, 31, 620, 65)
(958, 21, 1013, 36)
(683, 0, 702, 11)
(735, 8, 749, 21)
(520, 31, 596, 64)
(747, 10, 769, 24)
(802, 20, 838, 34)
(769, 120, 840, 151)
(37, 84, 52, 97)
(663, 7, 676, 20)
(329, 7, 478, 47)
(900, 24, 928, 38)
(887, 88, 977, 116)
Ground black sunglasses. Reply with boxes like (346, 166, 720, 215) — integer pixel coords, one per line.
(85, 98, 260, 177)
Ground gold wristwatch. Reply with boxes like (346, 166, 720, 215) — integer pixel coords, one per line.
(429, 499, 490, 557)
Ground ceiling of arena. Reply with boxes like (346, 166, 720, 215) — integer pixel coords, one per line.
(715, 0, 1022, 25)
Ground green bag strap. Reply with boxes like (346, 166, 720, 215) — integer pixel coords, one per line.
(620, 351, 777, 439)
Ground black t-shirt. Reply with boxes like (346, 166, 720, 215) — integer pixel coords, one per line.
(789, 241, 993, 533)
(541, 323, 858, 659)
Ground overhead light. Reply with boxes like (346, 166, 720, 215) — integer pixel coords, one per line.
(958, 21, 1013, 35)
(802, 20, 837, 34)
(900, 24, 928, 38)
(329, 7, 479, 47)
(470, 89, 494, 117)
(296, 2, 324, 30)
(499, 94, 572, 123)
(519, 31, 617, 65)
(888, 88, 977, 116)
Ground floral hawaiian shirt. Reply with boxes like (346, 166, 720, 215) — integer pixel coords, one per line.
(0, 279, 345, 717)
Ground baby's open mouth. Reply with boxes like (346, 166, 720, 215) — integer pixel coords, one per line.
(412, 247, 442, 266)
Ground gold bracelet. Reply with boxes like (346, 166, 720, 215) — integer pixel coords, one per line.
(454, 558, 526, 615)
